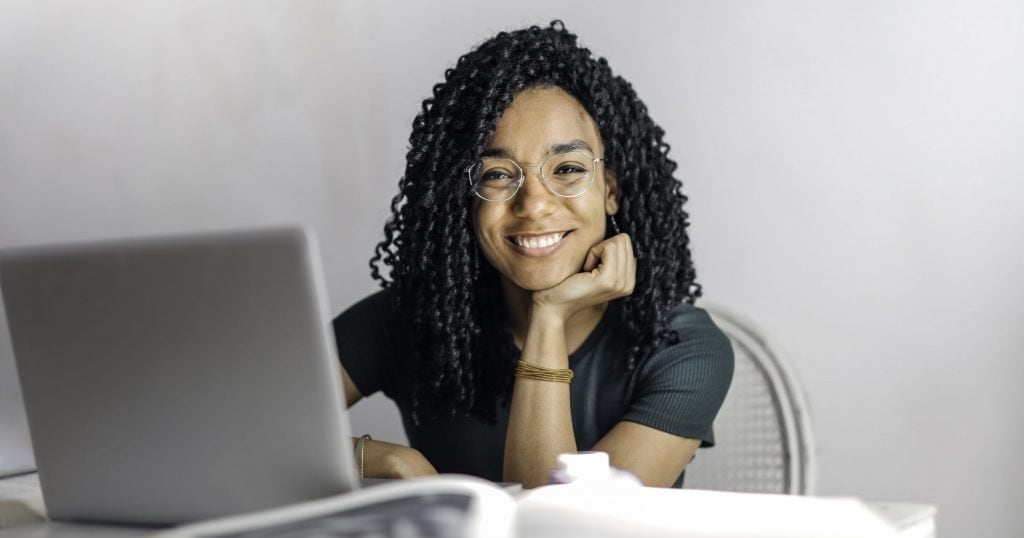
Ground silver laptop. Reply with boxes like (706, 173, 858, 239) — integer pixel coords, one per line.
(0, 301, 35, 479)
(0, 226, 359, 526)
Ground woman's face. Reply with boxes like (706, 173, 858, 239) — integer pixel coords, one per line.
(473, 86, 618, 292)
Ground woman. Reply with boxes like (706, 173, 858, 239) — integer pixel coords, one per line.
(333, 21, 733, 489)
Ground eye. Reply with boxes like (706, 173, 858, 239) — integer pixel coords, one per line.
(481, 169, 514, 182)
(554, 164, 587, 175)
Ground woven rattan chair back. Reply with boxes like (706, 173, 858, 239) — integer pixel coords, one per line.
(683, 306, 816, 495)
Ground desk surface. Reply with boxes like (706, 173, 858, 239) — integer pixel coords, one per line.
(0, 473, 937, 538)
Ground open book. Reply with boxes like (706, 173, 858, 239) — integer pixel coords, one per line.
(154, 476, 515, 538)
(154, 474, 934, 538)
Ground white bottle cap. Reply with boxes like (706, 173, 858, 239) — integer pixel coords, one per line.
(557, 451, 612, 481)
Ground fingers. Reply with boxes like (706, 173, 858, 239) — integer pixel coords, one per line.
(582, 248, 601, 273)
(623, 234, 636, 294)
(585, 234, 636, 299)
(532, 233, 637, 320)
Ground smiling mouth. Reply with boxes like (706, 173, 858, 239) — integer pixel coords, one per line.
(506, 230, 571, 252)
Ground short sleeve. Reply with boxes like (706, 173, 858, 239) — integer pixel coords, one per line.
(621, 304, 734, 447)
(331, 290, 403, 399)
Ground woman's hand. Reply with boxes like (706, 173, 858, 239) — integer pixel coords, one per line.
(361, 439, 438, 479)
(531, 233, 636, 322)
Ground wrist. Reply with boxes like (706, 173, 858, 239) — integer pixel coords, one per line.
(528, 300, 569, 328)
(521, 305, 570, 370)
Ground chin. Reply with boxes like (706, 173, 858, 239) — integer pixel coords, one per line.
(516, 279, 561, 292)
(509, 270, 574, 292)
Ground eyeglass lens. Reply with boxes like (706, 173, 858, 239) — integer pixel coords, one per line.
(470, 151, 598, 201)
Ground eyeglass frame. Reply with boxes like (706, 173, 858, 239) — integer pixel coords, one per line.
(465, 149, 605, 202)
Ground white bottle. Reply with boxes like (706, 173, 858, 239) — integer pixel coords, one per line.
(549, 451, 642, 487)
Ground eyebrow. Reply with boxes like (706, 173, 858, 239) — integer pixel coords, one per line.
(480, 139, 594, 160)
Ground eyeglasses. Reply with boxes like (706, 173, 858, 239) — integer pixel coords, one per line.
(466, 150, 604, 202)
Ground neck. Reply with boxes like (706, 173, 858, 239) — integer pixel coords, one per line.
(500, 277, 608, 354)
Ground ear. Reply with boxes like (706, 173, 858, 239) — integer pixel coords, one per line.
(604, 170, 619, 215)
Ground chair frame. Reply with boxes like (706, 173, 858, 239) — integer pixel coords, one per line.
(701, 304, 817, 495)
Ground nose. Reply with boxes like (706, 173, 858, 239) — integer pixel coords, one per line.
(511, 166, 557, 220)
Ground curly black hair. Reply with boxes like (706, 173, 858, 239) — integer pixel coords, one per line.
(369, 21, 700, 424)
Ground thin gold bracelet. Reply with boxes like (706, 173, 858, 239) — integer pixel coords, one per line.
(515, 360, 574, 383)
(356, 434, 372, 479)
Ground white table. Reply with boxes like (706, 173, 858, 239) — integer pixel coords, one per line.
(0, 473, 936, 538)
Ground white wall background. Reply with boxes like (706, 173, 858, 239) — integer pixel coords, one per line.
(1, 1, 1022, 535)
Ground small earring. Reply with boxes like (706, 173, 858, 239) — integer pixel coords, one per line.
(609, 215, 621, 235)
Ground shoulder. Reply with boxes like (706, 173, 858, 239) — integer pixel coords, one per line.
(621, 302, 735, 446)
(639, 302, 734, 386)
(666, 302, 733, 358)
(331, 288, 405, 398)
(666, 302, 720, 333)
(332, 288, 396, 328)
(332, 288, 404, 357)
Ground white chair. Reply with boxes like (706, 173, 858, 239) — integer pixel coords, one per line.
(683, 305, 816, 495)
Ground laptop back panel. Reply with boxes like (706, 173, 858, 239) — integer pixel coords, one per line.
(0, 227, 358, 525)
(0, 300, 36, 478)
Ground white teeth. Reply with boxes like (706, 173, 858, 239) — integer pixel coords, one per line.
(513, 232, 565, 249)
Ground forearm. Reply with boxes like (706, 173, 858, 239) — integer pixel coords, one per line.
(503, 308, 577, 488)
(356, 437, 437, 479)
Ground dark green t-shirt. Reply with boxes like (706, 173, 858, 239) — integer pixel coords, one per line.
(333, 290, 733, 487)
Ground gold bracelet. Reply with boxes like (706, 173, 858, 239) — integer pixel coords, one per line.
(515, 360, 574, 383)
(356, 434, 372, 479)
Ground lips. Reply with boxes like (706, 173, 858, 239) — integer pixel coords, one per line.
(505, 230, 572, 256)
(509, 231, 568, 248)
